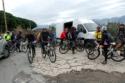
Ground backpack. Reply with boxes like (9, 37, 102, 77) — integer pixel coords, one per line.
(103, 31, 111, 46)
(67, 32, 72, 40)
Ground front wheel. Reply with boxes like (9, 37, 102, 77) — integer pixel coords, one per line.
(49, 49, 56, 63)
(87, 48, 100, 60)
(27, 48, 35, 64)
(111, 50, 125, 62)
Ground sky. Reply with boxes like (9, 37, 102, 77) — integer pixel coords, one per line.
(0, 0, 125, 25)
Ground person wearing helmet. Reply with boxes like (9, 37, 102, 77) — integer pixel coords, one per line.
(100, 27, 112, 64)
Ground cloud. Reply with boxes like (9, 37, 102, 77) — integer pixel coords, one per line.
(0, 0, 125, 24)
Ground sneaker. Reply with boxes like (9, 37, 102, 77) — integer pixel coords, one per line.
(120, 53, 124, 56)
(101, 61, 107, 65)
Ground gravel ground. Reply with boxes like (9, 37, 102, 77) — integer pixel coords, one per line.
(32, 48, 125, 76)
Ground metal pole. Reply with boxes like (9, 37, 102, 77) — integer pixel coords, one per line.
(2, 0, 8, 32)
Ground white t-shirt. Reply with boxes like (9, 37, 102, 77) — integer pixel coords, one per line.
(77, 32, 84, 38)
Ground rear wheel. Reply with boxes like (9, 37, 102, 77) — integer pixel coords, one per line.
(76, 44, 84, 52)
(111, 50, 125, 62)
(59, 44, 69, 54)
(76, 39, 84, 52)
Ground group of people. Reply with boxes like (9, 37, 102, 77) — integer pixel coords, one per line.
(60, 24, 125, 64)
(2, 29, 56, 54)
(1, 24, 125, 64)
(60, 27, 77, 54)
(95, 24, 125, 64)
(3, 31, 23, 52)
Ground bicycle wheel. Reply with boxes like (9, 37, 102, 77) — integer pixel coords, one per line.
(59, 44, 69, 54)
(85, 48, 93, 55)
(76, 39, 84, 52)
(87, 48, 100, 60)
(27, 47, 34, 64)
(10, 46, 19, 56)
(41, 48, 46, 58)
(21, 45, 27, 53)
(49, 49, 56, 63)
(111, 50, 125, 62)
(76, 44, 84, 52)
(102, 50, 111, 59)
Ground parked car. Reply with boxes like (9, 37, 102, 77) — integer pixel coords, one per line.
(0, 39, 10, 58)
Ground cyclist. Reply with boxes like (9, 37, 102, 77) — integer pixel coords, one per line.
(60, 28, 68, 45)
(115, 24, 125, 55)
(100, 27, 112, 64)
(66, 27, 77, 54)
(40, 28, 50, 54)
(49, 29, 56, 47)
(25, 31, 36, 53)
(11, 31, 16, 41)
(16, 31, 22, 52)
(77, 28, 84, 47)
(77, 28, 84, 40)
(95, 26, 102, 46)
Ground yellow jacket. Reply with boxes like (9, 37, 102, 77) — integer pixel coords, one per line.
(95, 31, 102, 41)
(3, 33, 11, 41)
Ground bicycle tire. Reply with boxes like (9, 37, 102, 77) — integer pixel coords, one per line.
(41, 48, 46, 58)
(76, 44, 84, 52)
(27, 47, 34, 64)
(21, 45, 27, 53)
(76, 39, 84, 52)
(49, 49, 56, 63)
(59, 45, 69, 54)
(111, 51, 125, 62)
(87, 48, 100, 60)
(102, 50, 111, 59)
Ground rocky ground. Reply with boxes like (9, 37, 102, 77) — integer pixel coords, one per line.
(1, 47, 125, 83)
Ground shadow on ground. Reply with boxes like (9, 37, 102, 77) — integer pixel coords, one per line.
(45, 69, 125, 83)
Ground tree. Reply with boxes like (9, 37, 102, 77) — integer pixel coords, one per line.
(107, 22, 119, 38)
(0, 11, 37, 32)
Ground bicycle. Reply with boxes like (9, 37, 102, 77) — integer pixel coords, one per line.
(59, 39, 84, 54)
(110, 44, 125, 62)
(75, 38, 84, 52)
(41, 41, 56, 63)
(87, 42, 120, 61)
(27, 41, 36, 64)
(7, 41, 19, 55)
